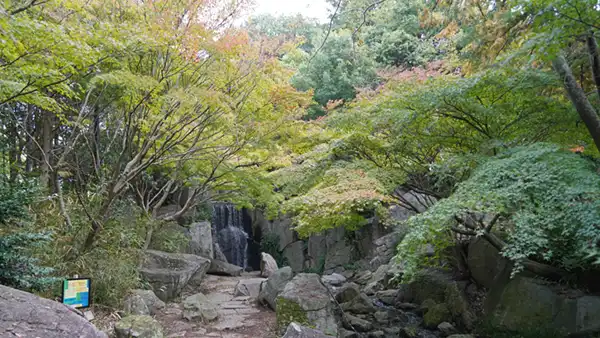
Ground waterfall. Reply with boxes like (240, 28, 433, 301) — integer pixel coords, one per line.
(211, 203, 249, 269)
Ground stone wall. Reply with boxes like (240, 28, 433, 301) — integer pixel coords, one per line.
(249, 203, 415, 274)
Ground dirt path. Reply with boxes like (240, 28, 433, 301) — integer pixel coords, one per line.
(155, 272, 278, 338)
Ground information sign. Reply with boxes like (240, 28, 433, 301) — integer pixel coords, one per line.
(61, 278, 91, 309)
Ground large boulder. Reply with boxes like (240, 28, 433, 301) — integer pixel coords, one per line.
(124, 289, 166, 315)
(182, 293, 218, 322)
(213, 242, 228, 262)
(140, 250, 210, 302)
(400, 269, 454, 304)
(467, 237, 507, 288)
(258, 266, 294, 310)
(282, 322, 334, 338)
(261, 252, 279, 278)
(335, 283, 361, 304)
(187, 221, 213, 259)
(486, 276, 600, 336)
(114, 315, 163, 338)
(234, 278, 266, 298)
(284, 241, 305, 272)
(340, 293, 376, 314)
(276, 273, 338, 336)
(0, 285, 107, 338)
(208, 259, 243, 276)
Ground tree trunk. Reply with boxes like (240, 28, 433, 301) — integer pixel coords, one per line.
(587, 33, 600, 101)
(553, 55, 600, 151)
(40, 110, 53, 189)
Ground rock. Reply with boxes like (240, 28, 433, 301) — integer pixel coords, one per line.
(188, 221, 213, 259)
(321, 273, 347, 286)
(363, 264, 396, 295)
(402, 269, 454, 304)
(208, 259, 243, 276)
(370, 231, 402, 270)
(343, 313, 373, 332)
(437, 322, 457, 336)
(234, 278, 266, 298)
(373, 311, 389, 324)
(284, 241, 305, 272)
(375, 289, 398, 305)
(282, 322, 334, 338)
(114, 315, 163, 338)
(340, 293, 376, 314)
(0, 285, 107, 338)
(124, 289, 166, 315)
(140, 250, 210, 301)
(423, 303, 451, 329)
(260, 252, 279, 277)
(367, 331, 385, 338)
(467, 237, 506, 289)
(396, 302, 418, 311)
(447, 336, 475, 338)
(444, 282, 476, 330)
(182, 293, 218, 322)
(335, 283, 361, 304)
(213, 242, 227, 262)
(258, 266, 294, 310)
(354, 271, 373, 285)
(276, 273, 338, 336)
(338, 328, 361, 338)
(486, 276, 600, 336)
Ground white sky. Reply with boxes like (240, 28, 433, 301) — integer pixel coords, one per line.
(250, 0, 331, 23)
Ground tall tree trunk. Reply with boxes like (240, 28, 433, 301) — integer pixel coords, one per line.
(552, 55, 600, 151)
(587, 33, 600, 101)
(40, 110, 53, 190)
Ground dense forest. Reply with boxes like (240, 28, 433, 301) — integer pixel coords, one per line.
(1, 0, 599, 316)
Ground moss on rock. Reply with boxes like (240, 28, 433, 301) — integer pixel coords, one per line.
(423, 303, 451, 329)
(276, 296, 310, 331)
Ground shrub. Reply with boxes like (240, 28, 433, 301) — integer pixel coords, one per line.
(396, 143, 600, 281)
(260, 233, 289, 267)
(0, 231, 58, 291)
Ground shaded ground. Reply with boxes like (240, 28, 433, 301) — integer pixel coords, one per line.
(156, 272, 278, 338)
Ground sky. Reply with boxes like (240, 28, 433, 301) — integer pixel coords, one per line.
(250, 0, 332, 23)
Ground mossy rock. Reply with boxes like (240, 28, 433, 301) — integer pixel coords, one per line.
(423, 303, 451, 329)
(114, 315, 164, 338)
(276, 296, 310, 331)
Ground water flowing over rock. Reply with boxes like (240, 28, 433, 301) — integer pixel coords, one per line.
(0, 285, 107, 338)
(212, 203, 255, 269)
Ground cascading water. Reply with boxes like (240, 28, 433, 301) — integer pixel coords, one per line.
(211, 203, 250, 269)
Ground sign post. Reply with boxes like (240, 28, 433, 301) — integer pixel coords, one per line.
(61, 277, 91, 309)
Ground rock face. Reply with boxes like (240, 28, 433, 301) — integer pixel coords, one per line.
(114, 315, 163, 338)
(369, 231, 402, 270)
(282, 322, 334, 338)
(321, 273, 346, 287)
(467, 237, 506, 288)
(182, 293, 218, 322)
(260, 252, 279, 277)
(187, 221, 213, 259)
(486, 276, 600, 336)
(234, 278, 266, 298)
(140, 250, 211, 301)
(124, 289, 166, 315)
(276, 273, 338, 336)
(258, 266, 294, 310)
(208, 259, 243, 276)
(0, 285, 107, 338)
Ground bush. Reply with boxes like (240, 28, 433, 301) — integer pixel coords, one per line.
(396, 143, 600, 281)
(260, 233, 289, 267)
(0, 231, 58, 291)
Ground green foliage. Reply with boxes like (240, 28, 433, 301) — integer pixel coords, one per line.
(0, 231, 58, 292)
(396, 143, 600, 281)
(291, 31, 379, 108)
(260, 233, 289, 267)
(150, 222, 189, 253)
(0, 180, 37, 224)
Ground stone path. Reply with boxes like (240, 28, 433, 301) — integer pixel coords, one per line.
(155, 272, 277, 338)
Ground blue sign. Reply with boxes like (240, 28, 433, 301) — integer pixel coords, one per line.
(62, 278, 91, 309)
